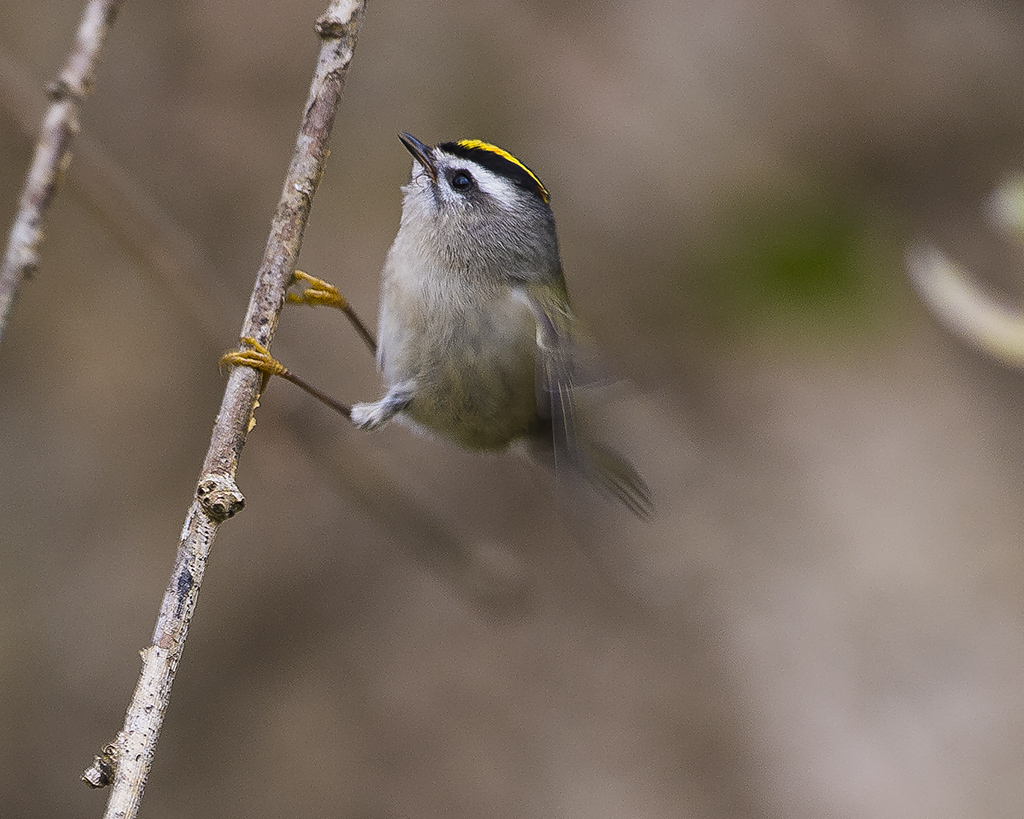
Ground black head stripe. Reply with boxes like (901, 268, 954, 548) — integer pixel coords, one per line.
(439, 140, 550, 203)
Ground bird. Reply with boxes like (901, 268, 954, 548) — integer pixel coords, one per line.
(350, 134, 650, 517)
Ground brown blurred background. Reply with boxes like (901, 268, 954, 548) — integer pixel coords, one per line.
(3, 1, 1024, 816)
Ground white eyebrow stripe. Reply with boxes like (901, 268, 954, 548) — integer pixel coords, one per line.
(464, 165, 520, 209)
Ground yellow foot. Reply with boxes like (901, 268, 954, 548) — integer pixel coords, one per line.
(288, 270, 349, 310)
(219, 337, 287, 377)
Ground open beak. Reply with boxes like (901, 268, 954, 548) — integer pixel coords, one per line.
(398, 132, 437, 182)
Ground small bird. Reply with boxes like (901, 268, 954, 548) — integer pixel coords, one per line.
(350, 134, 650, 517)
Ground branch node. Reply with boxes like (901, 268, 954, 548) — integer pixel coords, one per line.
(20, 255, 39, 280)
(82, 741, 119, 789)
(315, 16, 350, 39)
(45, 76, 89, 102)
(196, 473, 245, 521)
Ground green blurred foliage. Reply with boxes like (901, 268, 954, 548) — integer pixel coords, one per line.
(688, 185, 904, 346)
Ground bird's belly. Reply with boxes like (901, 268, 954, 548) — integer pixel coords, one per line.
(380, 291, 540, 450)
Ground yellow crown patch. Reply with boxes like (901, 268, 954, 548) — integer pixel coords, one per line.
(454, 139, 550, 203)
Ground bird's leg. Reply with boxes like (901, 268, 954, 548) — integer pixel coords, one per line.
(288, 270, 377, 354)
(220, 337, 352, 420)
(350, 382, 415, 430)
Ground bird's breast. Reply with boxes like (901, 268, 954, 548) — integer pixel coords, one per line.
(377, 266, 540, 450)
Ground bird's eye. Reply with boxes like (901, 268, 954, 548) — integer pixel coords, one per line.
(450, 170, 474, 191)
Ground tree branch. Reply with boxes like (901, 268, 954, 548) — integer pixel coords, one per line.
(0, 0, 125, 346)
(80, 3, 367, 816)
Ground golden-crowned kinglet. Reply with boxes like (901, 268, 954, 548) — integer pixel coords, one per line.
(349, 134, 650, 517)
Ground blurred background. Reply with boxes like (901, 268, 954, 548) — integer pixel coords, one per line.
(3, 0, 1024, 816)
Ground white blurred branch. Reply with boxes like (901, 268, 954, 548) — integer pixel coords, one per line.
(908, 177, 1024, 366)
(0, 0, 125, 346)
(80, 3, 367, 817)
(907, 245, 1024, 365)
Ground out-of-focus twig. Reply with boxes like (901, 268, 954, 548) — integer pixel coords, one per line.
(907, 244, 1024, 365)
(81, 3, 366, 817)
(0, 0, 125, 347)
(908, 177, 1024, 366)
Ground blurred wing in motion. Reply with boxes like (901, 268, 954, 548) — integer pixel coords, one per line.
(519, 286, 652, 519)
(579, 439, 653, 520)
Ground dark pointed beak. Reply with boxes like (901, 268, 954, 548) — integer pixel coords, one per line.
(398, 132, 437, 182)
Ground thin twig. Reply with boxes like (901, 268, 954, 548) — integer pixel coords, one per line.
(81, 3, 367, 816)
(0, 0, 125, 346)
